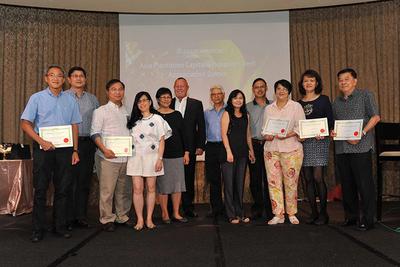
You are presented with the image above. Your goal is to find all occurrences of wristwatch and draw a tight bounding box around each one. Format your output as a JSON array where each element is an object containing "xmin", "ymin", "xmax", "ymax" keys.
[
  {"xmin": 73, "ymin": 149, "xmax": 79, "ymax": 153},
  {"xmin": 159, "ymin": 157, "xmax": 163, "ymax": 160}
]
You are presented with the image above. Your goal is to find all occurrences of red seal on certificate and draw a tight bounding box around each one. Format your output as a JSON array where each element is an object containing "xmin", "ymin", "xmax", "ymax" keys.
[
  {"xmin": 320, "ymin": 129, "xmax": 325, "ymax": 133},
  {"xmin": 353, "ymin": 131, "xmax": 359, "ymax": 136},
  {"xmin": 124, "ymin": 148, "xmax": 128, "ymax": 153},
  {"xmin": 280, "ymin": 129, "xmax": 285, "ymax": 134},
  {"xmin": 64, "ymin": 138, "xmax": 69, "ymax": 143}
]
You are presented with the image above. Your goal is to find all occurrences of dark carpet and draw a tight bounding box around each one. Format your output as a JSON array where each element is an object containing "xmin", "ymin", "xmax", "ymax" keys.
[{"xmin": 1, "ymin": 202, "xmax": 399, "ymax": 267}]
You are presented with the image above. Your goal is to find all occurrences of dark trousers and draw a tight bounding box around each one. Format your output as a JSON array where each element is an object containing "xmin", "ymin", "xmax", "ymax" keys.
[
  {"xmin": 67, "ymin": 138, "xmax": 96, "ymax": 222},
  {"xmin": 221, "ymin": 157, "xmax": 247, "ymax": 219},
  {"xmin": 336, "ymin": 151, "xmax": 376, "ymax": 226},
  {"xmin": 182, "ymin": 153, "xmax": 196, "ymax": 213},
  {"xmin": 32, "ymin": 143, "xmax": 73, "ymax": 232},
  {"xmin": 205, "ymin": 142, "xmax": 224, "ymax": 214},
  {"xmin": 248, "ymin": 140, "xmax": 273, "ymax": 218}
]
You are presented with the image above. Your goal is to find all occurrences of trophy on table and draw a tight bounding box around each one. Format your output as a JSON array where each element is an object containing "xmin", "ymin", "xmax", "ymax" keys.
[{"xmin": 0, "ymin": 143, "xmax": 12, "ymax": 160}]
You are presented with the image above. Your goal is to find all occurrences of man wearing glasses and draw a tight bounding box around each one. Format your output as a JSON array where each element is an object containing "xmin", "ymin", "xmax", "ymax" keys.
[
  {"xmin": 21, "ymin": 65, "xmax": 82, "ymax": 242},
  {"xmin": 204, "ymin": 85, "xmax": 225, "ymax": 219},
  {"xmin": 246, "ymin": 78, "xmax": 273, "ymax": 220},
  {"xmin": 65, "ymin": 66, "xmax": 99, "ymax": 230}
]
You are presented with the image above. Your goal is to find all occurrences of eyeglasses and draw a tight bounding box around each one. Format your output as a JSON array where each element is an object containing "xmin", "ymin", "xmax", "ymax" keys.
[
  {"xmin": 47, "ymin": 74, "xmax": 64, "ymax": 79},
  {"xmin": 109, "ymin": 88, "xmax": 124, "ymax": 92},
  {"xmin": 211, "ymin": 93, "xmax": 223, "ymax": 97},
  {"xmin": 138, "ymin": 99, "xmax": 150, "ymax": 103},
  {"xmin": 70, "ymin": 74, "xmax": 85, "ymax": 79},
  {"xmin": 159, "ymin": 96, "xmax": 172, "ymax": 100}
]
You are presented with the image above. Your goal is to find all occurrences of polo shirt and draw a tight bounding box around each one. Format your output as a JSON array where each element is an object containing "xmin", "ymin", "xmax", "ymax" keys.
[{"xmin": 21, "ymin": 87, "xmax": 82, "ymax": 132}]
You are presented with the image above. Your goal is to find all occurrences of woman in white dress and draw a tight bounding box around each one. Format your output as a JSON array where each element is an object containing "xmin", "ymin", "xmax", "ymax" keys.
[{"xmin": 127, "ymin": 91, "xmax": 171, "ymax": 230}]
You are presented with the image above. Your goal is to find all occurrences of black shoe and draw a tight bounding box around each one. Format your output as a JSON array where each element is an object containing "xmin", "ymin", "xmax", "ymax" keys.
[
  {"xmin": 66, "ymin": 223, "xmax": 73, "ymax": 231},
  {"xmin": 341, "ymin": 219, "xmax": 357, "ymax": 227},
  {"xmin": 102, "ymin": 222, "xmax": 116, "ymax": 232},
  {"xmin": 357, "ymin": 223, "xmax": 374, "ymax": 231},
  {"xmin": 115, "ymin": 220, "xmax": 134, "ymax": 227},
  {"xmin": 184, "ymin": 211, "xmax": 198, "ymax": 218},
  {"xmin": 306, "ymin": 216, "xmax": 318, "ymax": 225},
  {"xmin": 314, "ymin": 215, "xmax": 329, "ymax": 225},
  {"xmin": 172, "ymin": 217, "xmax": 188, "ymax": 223},
  {"xmin": 31, "ymin": 231, "xmax": 43, "ymax": 243},
  {"xmin": 75, "ymin": 219, "xmax": 90, "ymax": 228},
  {"xmin": 54, "ymin": 231, "xmax": 72, "ymax": 239},
  {"xmin": 250, "ymin": 211, "xmax": 262, "ymax": 220},
  {"xmin": 162, "ymin": 219, "xmax": 172, "ymax": 224}
]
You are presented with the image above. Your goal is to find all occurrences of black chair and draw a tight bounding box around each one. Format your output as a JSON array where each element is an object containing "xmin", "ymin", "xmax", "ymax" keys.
[{"xmin": 375, "ymin": 122, "xmax": 400, "ymax": 221}]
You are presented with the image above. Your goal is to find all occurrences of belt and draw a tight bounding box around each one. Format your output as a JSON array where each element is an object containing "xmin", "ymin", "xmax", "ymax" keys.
[
  {"xmin": 207, "ymin": 141, "xmax": 223, "ymax": 145},
  {"xmin": 79, "ymin": 136, "xmax": 91, "ymax": 141},
  {"xmin": 251, "ymin": 138, "xmax": 265, "ymax": 145}
]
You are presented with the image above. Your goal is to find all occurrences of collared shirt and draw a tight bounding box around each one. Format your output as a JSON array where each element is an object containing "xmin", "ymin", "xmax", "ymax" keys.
[
  {"xmin": 204, "ymin": 105, "xmax": 225, "ymax": 142},
  {"xmin": 247, "ymin": 98, "xmax": 270, "ymax": 140},
  {"xmin": 90, "ymin": 101, "xmax": 130, "ymax": 163},
  {"xmin": 65, "ymin": 89, "xmax": 99, "ymax": 136},
  {"xmin": 174, "ymin": 96, "xmax": 187, "ymax": 117},
  {"xmin": 262, "ymin": 99, "xmax": 305, "ymax": 153},
  {"xmin": 21, "ymin": 87, "xmax": 82, "ymax": 132},
  {"xmin": 332, "ymin": 89, "xmax": 379, "ymax": 154}
]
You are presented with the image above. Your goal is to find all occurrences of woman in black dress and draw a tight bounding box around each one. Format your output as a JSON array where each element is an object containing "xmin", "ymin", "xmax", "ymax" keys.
[
  {"xmin": 221, "ymin": 89, "xmax": 255, "ymax": 224},
  {"xmin": 298, "ymin": 69, "xmax": 333, "ymax": 225},
  {"xmin": 156, "ymin": 87, "xmax": 189, "ymax": 224}
]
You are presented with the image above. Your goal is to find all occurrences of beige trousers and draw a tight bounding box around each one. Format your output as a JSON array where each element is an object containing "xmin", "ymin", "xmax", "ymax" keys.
[{"xmin": 95, "ymin": 155, "xmax": 132, "ymax": 224}]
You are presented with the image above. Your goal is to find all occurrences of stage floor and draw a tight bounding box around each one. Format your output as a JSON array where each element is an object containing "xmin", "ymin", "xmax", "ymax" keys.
[{"xmin": 1, "ymin": 202, "xmax": 399, "ymax": 267}]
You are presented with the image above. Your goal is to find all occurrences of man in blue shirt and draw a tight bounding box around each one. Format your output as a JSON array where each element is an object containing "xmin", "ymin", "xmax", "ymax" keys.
[
  {"xmin": 204, "ymin": 85, "xmax": 225, "ymax": 218},
  {"xmin": 21, "ymin": 65, "xmax": 82, "ymax": 242}
]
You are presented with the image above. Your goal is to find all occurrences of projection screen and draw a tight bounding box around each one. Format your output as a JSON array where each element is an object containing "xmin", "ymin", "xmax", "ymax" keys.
[{"xmin": 119, "ymin": 12, "xmax": 290, "ymax": 112}]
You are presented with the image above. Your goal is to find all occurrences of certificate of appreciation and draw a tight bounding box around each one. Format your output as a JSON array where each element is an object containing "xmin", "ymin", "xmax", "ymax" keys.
[
  {"xmin": 103, "ymin": 136, "xmax": 132, "ymax": 157},
  {"xmin": 299, "ymin": 118, "xmax": 329, "ymax": 139},
  {"xmin": 333, "ymin": 119, "xmax": 363, "ymax": 140},
  {"xmin": 39, "ymin": 125, "xmax": 73, "ymax": 148},
  {"xmin": 262, "ymin": 119, "xmax": 290, "ymax": 137}
]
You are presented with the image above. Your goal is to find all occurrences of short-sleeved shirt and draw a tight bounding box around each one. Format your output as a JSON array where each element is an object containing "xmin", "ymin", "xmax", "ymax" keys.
[
  {"xmin": 247, "ymin": 99, "xmax": 270, "ymax": 140},
  {"xmin": 204, "ymin": 106, "xmax": 225, "ymax": 142},
  {"xmin": 21, "ymin": 87, "xmax": 82, "ymax": 132},
  {"xmin": 90, "ymin": 101, "xmax": 130, "ymax": 163},
  {"xmin": 332, "ymin": 89, "xmax": 379, "ymax": 154},
  {"xmin": 262, "ymin": 99, "xmax": 305, "ymax": 153},
  {"xmin": 65, "ymin": 89, "xmax": 99, "ymax": 137},
  {"xmin": 131, "ymin": 114, "xmax": 172, "ymax": 155}
]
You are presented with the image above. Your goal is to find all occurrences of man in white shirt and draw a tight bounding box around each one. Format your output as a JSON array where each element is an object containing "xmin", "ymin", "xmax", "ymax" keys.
[
  {"xmin": 171, "ymin": 77, "xmax": 206, "ymax": 217},
  {"xmin": 90, "ymin": 79, "xmax": 132, "ymax": 232}
]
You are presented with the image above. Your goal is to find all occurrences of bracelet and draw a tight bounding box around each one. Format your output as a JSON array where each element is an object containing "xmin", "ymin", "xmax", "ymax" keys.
[
  {"xmin": 159, "ymin": 157, "xmax": 163, "ymax": 160},
  {"xmin": 73, "ymin": 149, "xmax": 79, "ymax": 153}
]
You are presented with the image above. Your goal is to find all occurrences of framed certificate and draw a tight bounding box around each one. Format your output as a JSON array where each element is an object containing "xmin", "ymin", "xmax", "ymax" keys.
[
  {"xmin": 333, "ymin": 119, "xmax": 364, "ymax": 140},
  {"xmin": 39, "ymin": 125, "xmax": 73, "ymax": 148},
  {"xmin": 263, "ymin": 118, "xmax": 290, "ymax": 137},
  {"xmin": 103, "ymin": 136, "xmax": 132, "ymax": 157},
  {"xmin": 299, "ymin": 118, "xmax": 329, "ymax": 139}
]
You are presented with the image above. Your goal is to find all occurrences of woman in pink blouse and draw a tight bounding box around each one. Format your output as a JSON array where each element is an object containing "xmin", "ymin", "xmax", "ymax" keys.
[{"xmin": 261, "ymin": 79, "xmax": 305, "ymax": 225}]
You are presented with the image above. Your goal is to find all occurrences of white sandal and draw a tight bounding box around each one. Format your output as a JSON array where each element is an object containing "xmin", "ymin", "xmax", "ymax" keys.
[
  {"xmin": 268, "ymin": 216, "xmax": 285, "ymax": 225},
  {"xmin": 289, "ymin": 215, "xmax": 299, "ymax": 225}
]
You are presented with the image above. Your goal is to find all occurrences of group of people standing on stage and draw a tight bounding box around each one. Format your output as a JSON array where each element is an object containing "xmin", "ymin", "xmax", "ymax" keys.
[{"xmin": 21, "ymin": 64, "xmax": 380, "ymax": 243}]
